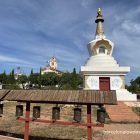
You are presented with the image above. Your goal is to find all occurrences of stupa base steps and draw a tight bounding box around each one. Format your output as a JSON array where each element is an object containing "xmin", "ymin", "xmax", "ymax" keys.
[{"xmin": 116, "ymin": 89, "xmax": 137, "ymax": 101}]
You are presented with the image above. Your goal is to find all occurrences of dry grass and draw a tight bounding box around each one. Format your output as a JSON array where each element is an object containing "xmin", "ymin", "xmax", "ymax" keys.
[
  {"xmin": 0, "ymin": 102, "xmax": 140, "ymax": 140},
  {"xmin": 0, "ymin": 102, "xmax": 98, "ymax": 140}
]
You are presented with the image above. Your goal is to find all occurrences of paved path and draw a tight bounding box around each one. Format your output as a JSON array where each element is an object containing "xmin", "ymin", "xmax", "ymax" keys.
[{"xmin": 0, "ymin": 135, "xmax": 23, "ymax": 140}]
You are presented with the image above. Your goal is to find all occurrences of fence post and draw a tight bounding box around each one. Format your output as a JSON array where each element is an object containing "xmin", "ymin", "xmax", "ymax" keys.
[
  {"xmin": 87, "ymin": 104, "xmax": 92, "ymax": 140},
  {"xmin": 24, "ymin": 102, "xmax": 30, "ymax": 140}
]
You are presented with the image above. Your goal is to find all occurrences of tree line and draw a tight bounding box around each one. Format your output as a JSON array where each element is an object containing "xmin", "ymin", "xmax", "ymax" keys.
[
  {"xmin": 0, "ymin": 68, "xmax": 83, "ymax": 90},
  {"xmin": 1, "ymin": 67, "xmax": 139, "ymax": 94}
]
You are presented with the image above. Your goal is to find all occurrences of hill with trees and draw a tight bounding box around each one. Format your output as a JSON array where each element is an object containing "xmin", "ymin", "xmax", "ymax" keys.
[{"xmin": 0, "ymin": 68, "xmax": 83, "ymax": 90}]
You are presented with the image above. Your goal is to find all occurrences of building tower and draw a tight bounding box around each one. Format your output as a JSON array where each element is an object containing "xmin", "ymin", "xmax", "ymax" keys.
[
  {"xmin": 41, "ymin": 56, "xmax": 62, "ymax": 75},
  {"xmin": 81, "ymin": 8, "xmax": 137, "ymax": 101},
  {"xmin": 49, "ymin": 56, "xmax": 58, "ymax": 70}
]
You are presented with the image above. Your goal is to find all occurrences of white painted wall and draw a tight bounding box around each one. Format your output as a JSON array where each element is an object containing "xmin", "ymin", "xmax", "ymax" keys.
[
  {"xmin": 86, "ymin": 76, "xmax": 123, "ymax": 90},
  {"xmin": 86, "ymin": 76, "xmax": 99, "ymax": 90},
  {"xmin": 110, "ymin": 76, "xmax": 122, "ymax": 90}
]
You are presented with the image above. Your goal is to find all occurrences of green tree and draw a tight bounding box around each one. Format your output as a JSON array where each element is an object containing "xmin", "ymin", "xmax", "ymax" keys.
[
  {"xmin": 59, "ymin": 69, "xmax": 83, "ymax": 90},
  {"xmin": 46, "ymin": 73, "xmax": 59, "ymax": 86},
  {"xmin": 41, "ymin": 74, "xmax": 48, "ymax": 86},
  {"xmin": 18, "ymin": 75, "xmax": 28, "ymax": 89},
  {"xmin": 128, "ymin": 79, "xmax": 138, "ymax": 93},
  {"xmin": 71, "ymin": 68, "xmax": 78, "ymax": 89},
  {"xmin": 7, "ymin": 69, "xmax": 16, "ymax": 84},
  {"xmin": 71, "ymin": 68, "xmax": 83, "ymax": 89},
  {"xmin": 28, "ymin": 69, "xmax": 40, "ymax": 88},
  {"xmin": 77, "ymin": 73, "xmax": 83, "ymax": 89},
  {"xmin": 38, "ymin": 67, "xmax": 42, "ymax": 89},
  {"xmin": 41, "ymin": 72, "xmax": 60, "ymax": 89},
  {"xmin": 59, "ymin": 72, "xmax": 72, "ymax": 89},
  {"xmin": 134, "ymin": 76, "xmax": 140, "ymax": 89},
  {"xmin": 0, "ymin": 71, "xmax": 7, "ymax": 84},
  {"xmin": 28, "ymin": 73, "xmax": 40, "ymax": 88},
  {"xmin": 30, "ymin": 69, "xmax": 33, "ymax": 75}
]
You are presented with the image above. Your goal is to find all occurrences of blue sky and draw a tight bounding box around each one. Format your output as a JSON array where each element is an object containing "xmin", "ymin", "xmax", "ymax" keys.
[{"xmin": 0, "ymin": 0, "xmax": 140, "ymax": 84}]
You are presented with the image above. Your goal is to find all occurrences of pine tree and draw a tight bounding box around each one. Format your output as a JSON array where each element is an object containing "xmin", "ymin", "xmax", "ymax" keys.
[
  {"xmin": 7, "ymin": 69, "xmax": 15, "ymax": 84},
  {"xmin": 71, "ymin": 68, "xmax": 78, "ymax": 89},
  {"xmin": 30, "ymin": 69, "xmax": 33, "ymax": 75},
  {"xmin": 38, "ymin": 67, "xmax": 42, "ymax": 89}
]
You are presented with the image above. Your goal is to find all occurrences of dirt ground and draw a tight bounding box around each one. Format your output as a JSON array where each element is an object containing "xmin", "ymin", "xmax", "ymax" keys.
[
  {"xmin": 94, "ymin": 123, "xmax": 140, "ymax": 140},
  {"xmin": 0, "ymin": 102, "xmax": 139, "ymax": 140}
]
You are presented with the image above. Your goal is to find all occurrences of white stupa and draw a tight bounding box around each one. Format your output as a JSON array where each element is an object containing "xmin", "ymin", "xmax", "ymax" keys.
[{"xmin": 81, "ymin": 8, "xmax": 137, "ymax": 101}]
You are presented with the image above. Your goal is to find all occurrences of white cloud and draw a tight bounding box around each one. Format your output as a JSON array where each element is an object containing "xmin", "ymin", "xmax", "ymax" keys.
[
  {"xmin": 0, "ymin": 0, "xmax": 140, "ymax": 83},
  {"xmin": 0, "ymin": 54, "xmax": 33, "ymax": 66},
  {"xmin": 121, "ymin": 20, "xmax": 140, "ymax": 35}
]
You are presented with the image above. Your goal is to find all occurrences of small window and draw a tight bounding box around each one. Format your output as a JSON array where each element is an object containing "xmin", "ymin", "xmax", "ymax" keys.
[{"xmin": 99, "ymin": 46, "xmax": 105, "ymax": 54}]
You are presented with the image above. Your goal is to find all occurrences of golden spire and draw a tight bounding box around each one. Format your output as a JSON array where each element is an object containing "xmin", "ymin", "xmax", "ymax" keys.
[
  {"xmin": 97, "ymin": 8, "xmax": 102, "ymax": 16},
  {"xmin": 95, "ymin": 8, "xmax": 105, "ymax": 38}
]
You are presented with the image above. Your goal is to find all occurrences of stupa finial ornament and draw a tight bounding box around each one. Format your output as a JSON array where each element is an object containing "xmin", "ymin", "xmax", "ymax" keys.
[
  {"xmin": 95, "ymin": 8, "xmax": 105, "ymax": 39},
  {"xmin": 97, "ymin": 8, "xmax": 102, "ymax": 16}
]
